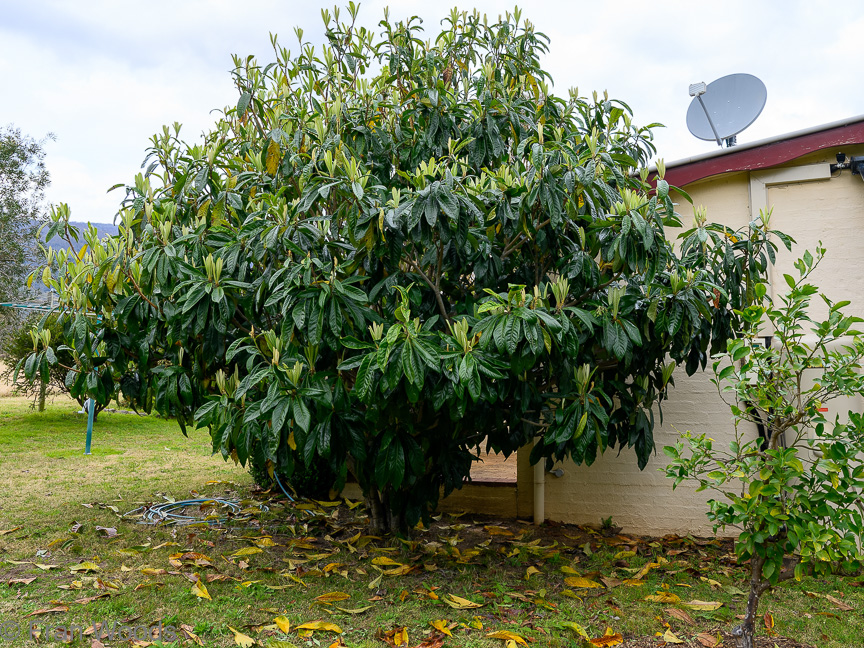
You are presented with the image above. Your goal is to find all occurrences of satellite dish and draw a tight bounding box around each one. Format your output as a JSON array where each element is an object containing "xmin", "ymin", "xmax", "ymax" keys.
[{"xmin": 686, "ymin": 73, "xmax": 767, "ymax": 147}]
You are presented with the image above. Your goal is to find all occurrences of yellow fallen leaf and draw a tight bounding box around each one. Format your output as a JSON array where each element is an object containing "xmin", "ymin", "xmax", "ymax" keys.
[
  {"xmin": 614, "ymin": 550, "xmax": 636, "ymax": 560},
  {"xmin": 315, "ymin": 591, "xmax": 351, "ymax": 603},
  {"xmin": 645, "ymin": 592, "xmax": 680, "ymax": 603},
  {"xmin": 662, "ymin": 629, "xmax": 684, "ymax": 644},
  {"xmin": 227, "ymin": 626, "xmax": 255, "ymax": 647},
  {"xmin": 700, "ymin": 577, "xmax": 723, "ymax": 589},
  {"xmin": 296, "ymin": 620, "xmax": 343, "ymax": 633},
  {"xmin": 525, "ymin": 566, "xmax": 541, "ymax": 580},
  {"xmin": 560, "ymin": 621, "xmax": 589, "ymax": 639},
  {"xmin": 560, "ymin": 565, "xmax": 580, "ymax": 575},
  {"xmin": 469, "ymin": 616, "xmax": 483, "ymax": 629},
  {"xmin": 70, "ymin": 562, "xmax": 101, "ymax": 573},
  {"xmin": 590, "ymin": 627, "xmax": 624, "ymax": 647},
  {"xmin": 368, "ymin": 573, "xmax": 383, "ymax": 589},
  {"xmin": 431, "ymin": 620, "xmax": 453, "ymax": 637},
  {"xmin": 274, "ymin": 616, "xmax": 291, "ymax": 633},
  {"xmin": 564, "ymin": 576, "xmax": 603, "ymax": 589},
  {"xmin": 191, "ymin": 581, "xmax": 211, "ymax": 600},
  {"xmin": 634, "ymin": 561, "xmax": 660, "ymax": 579},
  {"xmin": 0, "ymin": 527, "xmax": 22, "ymax": 535},
  {"xmin": 393, "ymin": 626, "xmax": 408, "ymax": 646},
  {"xmin": 444, "ymin": 594, "xmax": 484, "ymax": 609},
  {"xmin": 681, "ymin": 599, "xmax": 723, "ymax": 611},
  {"xmin": 232, "ymin": 547, "xmax": 263, "ymax": 557},
  {"xmin": 487, "ymin": 630, "xmax": 528, "ymax": 645},
  {"xmin": 334, "ymin": 605, "xmax": 374, "ymax": 614},
  {"xmin": 371, "ymin": 556, "xmax": 404, "ymax": 566},
  {"xmin": 34, "ymin": 564, "xmax": 59, "ymax": 570}
]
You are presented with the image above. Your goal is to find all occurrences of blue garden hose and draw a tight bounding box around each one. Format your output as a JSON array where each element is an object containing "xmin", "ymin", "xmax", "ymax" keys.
[{"xmin": 273, "ymin": 471, "xmax": 295, "ymax": 502}]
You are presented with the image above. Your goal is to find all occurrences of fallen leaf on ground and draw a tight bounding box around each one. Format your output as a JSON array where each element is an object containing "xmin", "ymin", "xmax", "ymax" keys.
[
  {"xmin": 0, "ymin": 527, "xmax": 22, "ymax": 535},
  {"xmin": 564, "ymin": 576, "xmax": 603, "ymax": 589},
  {"xmin": 486, "ymin": 630, "xmax": 528, "ymax": 645},
  {"xmin": 681, "ymin": 600, "xmax": 722, "ymax": 611},
  {"xmin": 296, "ymin": 621, "xmax": 342, "ymax": 633},
  {"xmin": 589, "ymin": 627, "xmax": 624, "ymax": 647},
  {"xmin": 695, "ymin": 632, "xmax": 720, "ymax": 647},
  {"xmin": 661, "ymin": 629, "xmax": 684, "ymax": 644},
  {"xmin": 664, "ymin": 608, "xmax": 695, "ymax": 625},
  {"xmin": 430, "ymin": 620, "xmax": 453, "ymax": 637},
  {"xmin": 70, "ymin": 561, "xmax": 101, "ymax": 573},
  {"xmin": 314, "ymin": 591, "xmax": 351, "ymax": 603},
  {"xmin": 232, "ymin": 547, "xmax": 263, "ymax": 557},
  {"xmin": 274, "ymin": 616, "xmax": 291, "ymax": 633},
  {"xmin": 378, "ymin": 626, "xmax": 409, "ymax": 646},
  {"xmin": 645, "ymin": 592, "xmax": 680, "ymax": 603},
  {"xmin": 559, "ymin": 621, "xmax": 589, "ymax": 639},
  {"xmin": 8, "ymin": 577, "xmax": 37, "ymax": 585},
  {"xmin": 764, "ymin": 612, "xmax": 774, "ymax": 632},
  {"xmin": 825, "ymin": 594, "xmax": 854, "ymax": 611},
  {"xmin": 227, "ymin": 626, "xmax": 256, "ymax": 647},
  {"xmin": 443, "ymin": 594, "xmax": 483, "ymax": 609},
  {"xmin": 191, "ymin": 581, "xmax": 211, "ymax": 600},
  {"xmin": 26, "ymin": 606, "xmax": 69, "ymax": 616},
  {"xmin": 334, "ymin": 605, "xmax": 374, "ymax": 614}
]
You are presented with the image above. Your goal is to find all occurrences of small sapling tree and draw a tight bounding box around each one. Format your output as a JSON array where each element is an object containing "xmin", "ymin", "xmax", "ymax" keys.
[{"xmin": 664, "ymin": 244, "xmax": 864, "ymax": 648}]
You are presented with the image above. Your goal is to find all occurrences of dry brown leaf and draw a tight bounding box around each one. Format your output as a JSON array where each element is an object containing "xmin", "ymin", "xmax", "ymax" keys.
[
  {"xmin": 826, "ymin": 594, "xmax": 854, "ymax": 611},
  {"xmin": 0, "ymin": 527, "xmax": 22, "ymax": 535},
  {"xmin": 695, "ymin": 632, "xmax": 720, "ymax": 647},
  {"xmin": 8, "ymin": 577, "xmax": 37, "ymax": 585},
  {"xmin": 26, "ymin": 606, "xmax": 69, "ymax": 616},
  {"xmin": 664, "ymin": 608, "xmax": 695, "ymax": 625}
]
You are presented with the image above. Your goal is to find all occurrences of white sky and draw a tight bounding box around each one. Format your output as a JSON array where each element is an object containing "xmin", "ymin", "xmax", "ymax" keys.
[{"xmin": 3, "ymin": 0, "xmax": 863, "ymax": 224}]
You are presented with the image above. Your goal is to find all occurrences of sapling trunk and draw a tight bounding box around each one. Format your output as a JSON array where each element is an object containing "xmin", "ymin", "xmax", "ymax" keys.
[{"xmin": 732, "ymin": 553, "xmax": 767, "ymax": 648}]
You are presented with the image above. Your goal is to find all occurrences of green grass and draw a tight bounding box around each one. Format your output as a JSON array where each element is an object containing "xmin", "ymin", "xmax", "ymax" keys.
[{"xmin": 0, "ymin": 395, "xmax": 862, "ymax": 647}]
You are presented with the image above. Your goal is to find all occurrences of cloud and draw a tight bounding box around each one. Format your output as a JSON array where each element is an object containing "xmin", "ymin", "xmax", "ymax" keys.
[{"xmin": 3, "ymin": 1, "xmax": 863, "ymax": 222}]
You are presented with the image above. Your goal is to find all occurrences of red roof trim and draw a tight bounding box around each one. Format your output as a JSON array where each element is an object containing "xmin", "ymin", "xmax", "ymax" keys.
[{"xmin": 662, "ymin": 122, "xmax": 864, "ymax": 187}]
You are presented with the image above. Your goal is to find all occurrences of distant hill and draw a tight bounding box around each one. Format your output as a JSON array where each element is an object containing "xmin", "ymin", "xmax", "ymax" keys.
[{"xmin": 45, "ymin": 221, "xmax": 118, "ymax": 252}]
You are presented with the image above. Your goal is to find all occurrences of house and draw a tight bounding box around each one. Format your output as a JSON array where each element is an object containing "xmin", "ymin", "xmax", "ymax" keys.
[{"xmin": 437, "ymin": 115, "xmax": 864, "ymax": 536}]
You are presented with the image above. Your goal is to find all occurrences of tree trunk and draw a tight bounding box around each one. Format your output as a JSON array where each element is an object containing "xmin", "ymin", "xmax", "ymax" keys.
[
  {"xmin": 38, "ymin": 379, "xmax": 46, "ymax": 412},
  {"xmin": 363, "ymin": 487, "xmax": 406, "ymax": 535},
  {"xmin": 732, "ymin": 555, "xmax": 767, "ymax": 648}
]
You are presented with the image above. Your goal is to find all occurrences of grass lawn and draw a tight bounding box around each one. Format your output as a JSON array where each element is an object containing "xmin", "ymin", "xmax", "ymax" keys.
[{"xmin": 0, "ymin": 396, "xmax": 862, "ymax": 648}]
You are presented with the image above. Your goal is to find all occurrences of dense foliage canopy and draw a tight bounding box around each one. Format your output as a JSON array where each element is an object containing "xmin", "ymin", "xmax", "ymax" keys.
[{"xmin": 24, "ymin": 6, "xmax": 786, "ymax": 530}]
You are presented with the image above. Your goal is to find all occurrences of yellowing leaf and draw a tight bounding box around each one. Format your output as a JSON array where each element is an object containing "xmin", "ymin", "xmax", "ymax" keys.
[
  {"xmin": 315, "ymin": 591, "xmax": 351, "ymax": 603},
  {"xmin": 487, "ymin": 630, "xmax": 528, "ymax": 645},
  {"xmin": 525, "ymin": 566, "xmax": 541, "ymax": 580},
  {"xmin": 589, "ymin": 628, "xmax": 624, "ymax": 647},
  {"xmin": 613, "ymin": 550, "xmax": 636, "ymax": 560},
  {"xmin": 228, "ymin": 626, "xmax": 256, "ymax": 647},
  {"xmin": 334, "ymin": 605, "xmax": 374, "ymax": 615},
  {"xmin": 274, "ymin": 616, "xmax": 291, "ymax": 633},
  {"xmin": 232, "ymin": 547, "xmax": 263, "ymax": 557},
  {"xmin": 645, "ymin": 591, "xmax": 680, "ymax": 603},
  {"xmin": 662, "ymin": 629, "xmax": 684, "ymax": 644},
  {"xmin": 69, "ymin": 561, "xmax": 101, "ymax": 573},
  {"xmin": 191, "ymin": 581, "xmax": 212, "ymax": 600},
  {"xmin": 560, "ymin": 566, "xmax": 580, "ymax": 575},
  {"xmin": 564, "ymin": 576, "xmax": 603, "ymax": 589},
  {"xmin": 393, "ymin": 626, "xmax": 409, "ymax": 646},
  {"xmin": 296, "ymin": 621, "xmax": 343, "ymax": 634},
  {"xmin": 431, "ymin": 620, "xmax": 453, "ymax": 637},
  {"xmin": 444, "ymin": 594, "xmax": 483, "ymax": 609},
  {"xmin": 681, "ymin": 599, "xmax": 722, "ymax": 611},
  {"xmin": 371, "ymin": 556, "xmax": 403, "ymax": 566},
  {"xmin": 560, "ymin": 621, "xmax": 589, "ymax": 639}
]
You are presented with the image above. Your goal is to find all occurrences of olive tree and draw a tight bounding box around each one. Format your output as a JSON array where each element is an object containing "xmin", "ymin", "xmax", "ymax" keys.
[
  {"xmin": 24, "ymin": 5, "xmax": 783, "ymax": 532},
  {"xmin": 665, "ymin": 245, "xmax": 864, "ymax": 648}
]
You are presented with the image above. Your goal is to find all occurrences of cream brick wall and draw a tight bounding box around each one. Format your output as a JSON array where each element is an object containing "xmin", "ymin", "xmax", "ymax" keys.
[{"xmin": 525, "ymin": 147, "xmax": 864, "ymax": 536}]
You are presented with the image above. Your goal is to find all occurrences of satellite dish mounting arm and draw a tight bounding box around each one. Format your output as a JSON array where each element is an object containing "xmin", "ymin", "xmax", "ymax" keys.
[{"xmin": 689, "ymin": 82, "xmax": 723, "ymax": 147}]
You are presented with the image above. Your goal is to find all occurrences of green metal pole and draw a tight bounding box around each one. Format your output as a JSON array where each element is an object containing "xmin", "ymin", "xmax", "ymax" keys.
[{"xmin": 85, "ymin": 399, "xmax": 94, "ymax": 455}]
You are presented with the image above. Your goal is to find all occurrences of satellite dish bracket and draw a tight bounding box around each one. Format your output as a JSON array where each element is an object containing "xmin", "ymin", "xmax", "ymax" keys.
[{"xmin": 695, "ymin": 94, "xmax": 723, "ymax": 147}]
